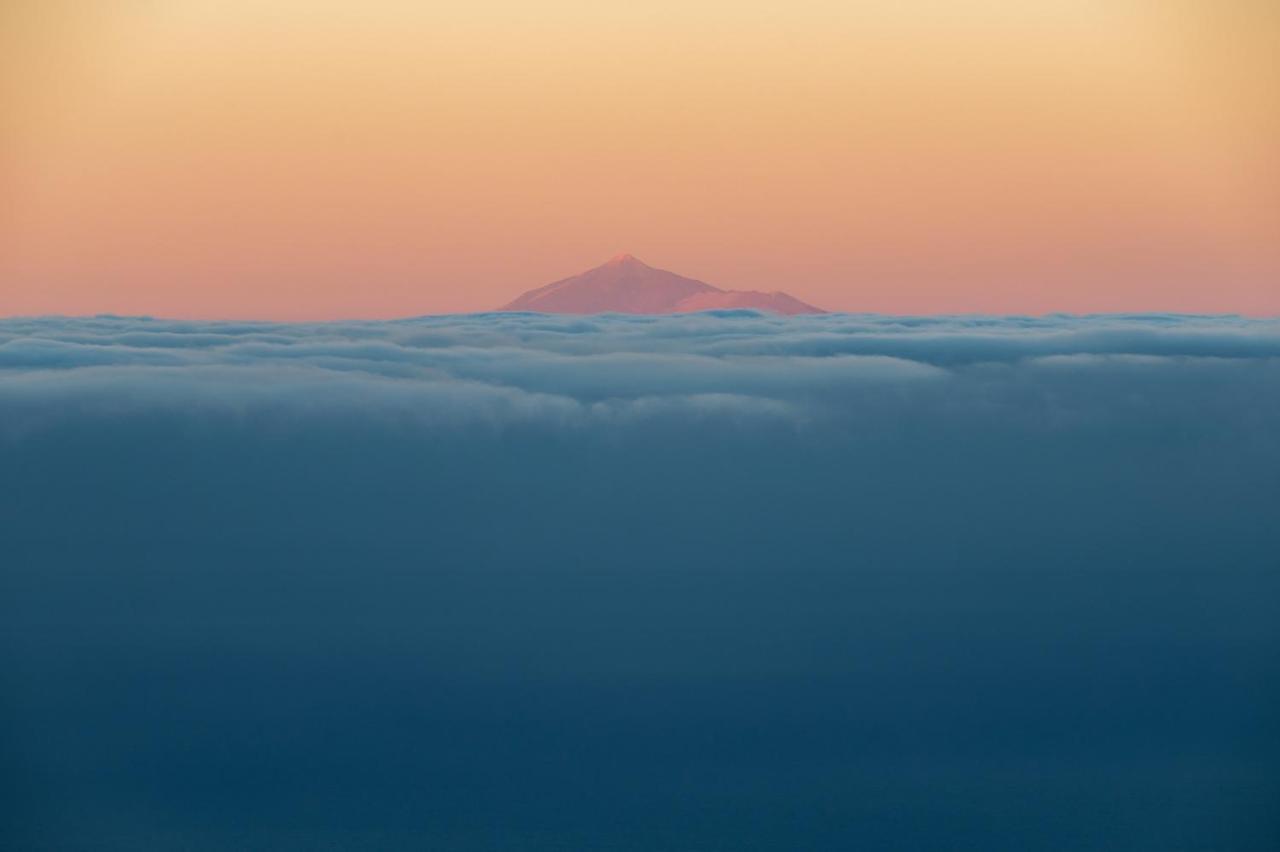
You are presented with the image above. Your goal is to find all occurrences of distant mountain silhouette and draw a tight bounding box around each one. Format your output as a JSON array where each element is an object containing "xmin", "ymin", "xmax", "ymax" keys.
[
  {"xmin": 672, "ymin": 289, "xmax": 823, "ymax": 314},
  {"xmin": 499, "ymin": 254, "xmax": 823, "ymax": 315}
]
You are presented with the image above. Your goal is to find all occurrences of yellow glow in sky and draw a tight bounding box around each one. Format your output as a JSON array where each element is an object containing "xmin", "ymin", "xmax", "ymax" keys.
[{"xmin": 3, "ymin": 1, "xmax": 1278, "ymax": 317}]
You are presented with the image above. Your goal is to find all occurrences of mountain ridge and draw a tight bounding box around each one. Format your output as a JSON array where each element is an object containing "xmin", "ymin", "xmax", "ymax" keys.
[{"xmin": 499, "ymin": 255, "xmax": 823, "ymax": 315}]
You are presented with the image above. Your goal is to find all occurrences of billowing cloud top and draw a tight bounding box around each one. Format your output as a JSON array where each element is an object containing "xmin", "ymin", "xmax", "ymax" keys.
[{"xmin": 3, "ymin": 311, "xmax": 1278, "ymax": 437}]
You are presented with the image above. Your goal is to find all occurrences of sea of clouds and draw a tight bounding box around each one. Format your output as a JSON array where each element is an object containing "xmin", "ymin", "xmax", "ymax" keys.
[
  {"xmin": 2, "ymin": 310, "xmax": 1279, "ymax": 433},
  {"xmin": 2, "ymin": 311, "xmax": 1279, "ymax": 851}
]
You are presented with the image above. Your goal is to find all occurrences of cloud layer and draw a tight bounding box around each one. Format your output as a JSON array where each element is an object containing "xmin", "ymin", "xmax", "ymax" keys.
[
  {"xmin": 2, "ymin": 311, "xmax": 1279, "ymax": 852},
  {"xmin": 2, "ymin": 311, "xmax": 1278, "ymax": 432}
]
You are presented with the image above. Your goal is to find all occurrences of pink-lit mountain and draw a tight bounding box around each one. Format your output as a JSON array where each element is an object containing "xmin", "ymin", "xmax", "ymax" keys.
[{"xmin": 499, "ymin": 254, "xmax": 824, "ymax": 315}]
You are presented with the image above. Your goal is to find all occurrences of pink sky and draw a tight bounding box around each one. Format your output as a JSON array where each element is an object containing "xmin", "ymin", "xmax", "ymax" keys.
[{"xmin": 3, "ymin": 1, "xmax": 1278, "ymax": 318}]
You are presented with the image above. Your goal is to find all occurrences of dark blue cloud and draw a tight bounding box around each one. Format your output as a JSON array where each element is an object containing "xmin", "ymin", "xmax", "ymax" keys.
[{"xmin": 2, "ymin": 313, "xmax": 1278, "ymax": 851}]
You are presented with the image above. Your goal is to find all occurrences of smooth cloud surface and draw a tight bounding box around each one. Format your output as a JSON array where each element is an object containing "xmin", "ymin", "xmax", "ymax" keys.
[{"xmin": 2, "ymin": 312, "xmax": 1279, "ymax": 852}]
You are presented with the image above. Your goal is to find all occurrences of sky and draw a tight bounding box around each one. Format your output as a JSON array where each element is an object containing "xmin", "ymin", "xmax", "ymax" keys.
[
  {"xmin": 3, "ymin": 1, "xmax": 1278, "ymax": 318},
  {"xmin": 3, "ymin": 311, "xmax": 1279, "ymax": 849}
]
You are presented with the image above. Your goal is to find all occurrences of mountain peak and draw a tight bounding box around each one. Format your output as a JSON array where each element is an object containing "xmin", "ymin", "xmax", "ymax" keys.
[{"xmin": 499, "ymin": 257, "xmax": 824, "ymax": 315}]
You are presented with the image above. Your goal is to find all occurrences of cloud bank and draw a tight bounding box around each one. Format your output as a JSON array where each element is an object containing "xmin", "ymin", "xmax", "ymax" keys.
[
  {"xmin": 2, "ymin": 311, "xmax": 1278, "ymax": 432},
  {"xmin": 2, "ymin": 312, "xmax": 1278, "ymax": 852}
]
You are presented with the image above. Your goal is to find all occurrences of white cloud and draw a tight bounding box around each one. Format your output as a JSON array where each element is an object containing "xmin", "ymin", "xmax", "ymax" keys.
[{"xmin": 0, "ymin": 312, "xmax": 1277, "ymax": 439}]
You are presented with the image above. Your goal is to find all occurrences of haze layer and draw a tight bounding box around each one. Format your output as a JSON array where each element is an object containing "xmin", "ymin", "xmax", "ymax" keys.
[{"xmin": 4, "ymin": 1, "xmax": 1279, "ymax": 317}]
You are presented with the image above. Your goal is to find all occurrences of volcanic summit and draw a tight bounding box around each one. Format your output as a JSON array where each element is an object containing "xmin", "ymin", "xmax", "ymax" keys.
[{"xmin": 500, "ymin": 255, "xmax": 823, "ymax": 315}]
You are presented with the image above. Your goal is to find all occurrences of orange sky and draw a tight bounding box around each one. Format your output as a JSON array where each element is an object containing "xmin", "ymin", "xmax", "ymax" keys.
[{"xmin": 3, "ymin": 1, "xmax": 1278, "ymax": 318}]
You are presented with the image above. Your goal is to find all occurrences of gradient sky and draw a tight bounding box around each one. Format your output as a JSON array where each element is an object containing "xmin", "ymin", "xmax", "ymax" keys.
[{"xmin": 3, "ymin": 1, "xmax": 1278, "ymax": 318}]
